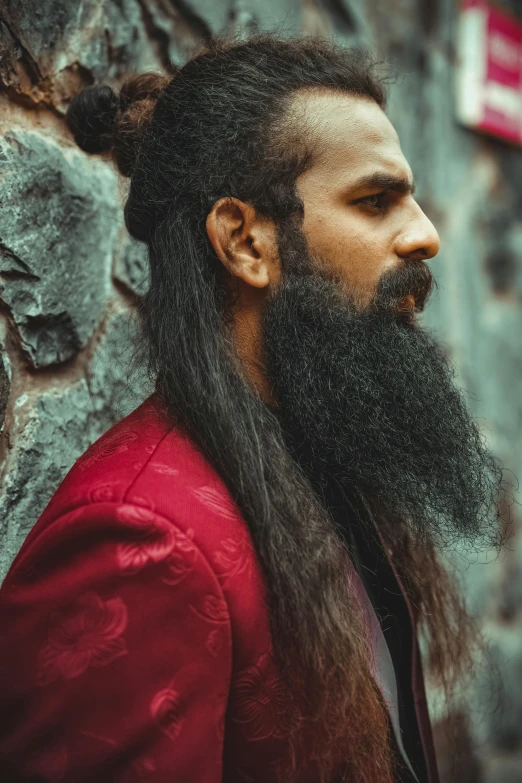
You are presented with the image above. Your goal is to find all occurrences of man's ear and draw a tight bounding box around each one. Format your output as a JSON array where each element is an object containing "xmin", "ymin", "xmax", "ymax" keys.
[{"xmin": 205, "ymin": 197, "xmax": 280, "ymax": 289}]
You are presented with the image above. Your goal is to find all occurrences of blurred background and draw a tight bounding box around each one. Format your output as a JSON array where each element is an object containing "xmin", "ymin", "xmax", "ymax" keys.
[{"xmin": 1, "ymin": 0, "xmax": 522, "ymax": 780}]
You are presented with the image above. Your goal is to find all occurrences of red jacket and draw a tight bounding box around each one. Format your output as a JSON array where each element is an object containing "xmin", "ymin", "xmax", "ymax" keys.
[{"xmin": 0, "ymin": 392, "xmax": 439, "ymax": 782}]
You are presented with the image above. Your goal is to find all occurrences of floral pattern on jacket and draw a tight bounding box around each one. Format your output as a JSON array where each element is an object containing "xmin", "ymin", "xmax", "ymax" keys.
[
  {"xmin": 0, "ymin": 393, "xmax": 438, "ymax": 783},
  {"xmin": 36, "ymin": 591, "xmax": 128, "ymax": 686}
]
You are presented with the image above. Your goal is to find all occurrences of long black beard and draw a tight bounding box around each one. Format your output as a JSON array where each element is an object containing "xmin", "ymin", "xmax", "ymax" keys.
[{"xmin": 261, "ymin": 222, "xmax": 507, "ymax": 553}]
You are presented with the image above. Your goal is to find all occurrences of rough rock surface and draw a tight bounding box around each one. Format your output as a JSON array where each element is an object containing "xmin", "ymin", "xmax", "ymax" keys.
[
  {"xmin": 113, "ymin": 229, "xmax": 151, "ymax": 298},
  {"xmin": 0, "ymin": 0, "xmax": 161, "ymax": 111},
  {"xmin": 0, "ymin": 333, "xmax": 10, "ymax": 435},
  {"xmin": 0, "ymin": 128, "xmax": 118, "ymax": 367},
  {"xmin": 0, "ymin": 304, "xmax": 153, "ymax": 581}
]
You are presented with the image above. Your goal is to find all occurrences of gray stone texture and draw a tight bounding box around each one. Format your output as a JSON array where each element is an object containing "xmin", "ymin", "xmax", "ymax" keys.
[
  {"xmin": 0, "ymin": 0, "xmax": 161, "ymax": 111},
  {"xmin": 0, "ymin": 350, "xmax": 9, "ymax": 434},
  {"xmin": 1, "ymin": 0, "xmax": 522, "ymax": 780},
  {"xmin": 0, "ymin": 128, "xmax": 117, "ymax": 366},
  {"xmin": 113, "ymin": 228, "xmax": 151, "ymax": 298},
  {"xmin": 0, "ymin": 305, "xmax": 154, "ymax": 581}
]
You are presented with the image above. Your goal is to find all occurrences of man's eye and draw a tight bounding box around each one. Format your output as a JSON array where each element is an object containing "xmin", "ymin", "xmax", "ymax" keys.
[{"xmin": 357, "ymin": 192, "xmax": 387, "ymax": 210}]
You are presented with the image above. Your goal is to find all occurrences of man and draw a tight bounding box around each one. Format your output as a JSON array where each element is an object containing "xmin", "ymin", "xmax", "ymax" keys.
[{"xmin": 0, "ymin": 36, "xmax": 507, "ymax": 783}]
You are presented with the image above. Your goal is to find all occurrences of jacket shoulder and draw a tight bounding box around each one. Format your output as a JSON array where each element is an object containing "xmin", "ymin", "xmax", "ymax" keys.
[
  {"xmin": 19, "ymin": 393, "xmax": 257, "ymax": 587},
  {"xmin": 6, "ymin": 393, "xmax": 271, "ymax": 677}
]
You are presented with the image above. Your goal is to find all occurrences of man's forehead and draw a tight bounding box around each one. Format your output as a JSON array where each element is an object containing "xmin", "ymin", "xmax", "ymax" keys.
[{"xmin": 292, "ymin": 89, "xmax": 412, "ymax": 186}]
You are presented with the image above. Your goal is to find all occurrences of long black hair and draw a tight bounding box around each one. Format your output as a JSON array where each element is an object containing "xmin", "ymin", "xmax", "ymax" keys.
[{"xmin": 67, "ymin": 35, "xmax": 487, "ymax": 782}]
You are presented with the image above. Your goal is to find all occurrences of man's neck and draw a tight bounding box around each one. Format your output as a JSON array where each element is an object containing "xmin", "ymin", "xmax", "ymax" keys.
[{"xmin": 229, "ymin": 287, "xmax": 279, "ymax": 408}]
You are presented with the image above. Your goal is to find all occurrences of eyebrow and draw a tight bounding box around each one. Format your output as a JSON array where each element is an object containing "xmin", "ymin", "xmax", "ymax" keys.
[{"xmin": 350, "ymin": 171, "xmax": 416, "ymax": 196}]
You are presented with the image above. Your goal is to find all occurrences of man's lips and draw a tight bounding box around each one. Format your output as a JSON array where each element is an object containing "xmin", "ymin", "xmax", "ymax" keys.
[
  {"xmin": 397, "ymin": 294, "xmax": 416, "ymax": 312},
  {"xmin": 371, "ymin": 263, "xmax": 433, "ymax": 316}
]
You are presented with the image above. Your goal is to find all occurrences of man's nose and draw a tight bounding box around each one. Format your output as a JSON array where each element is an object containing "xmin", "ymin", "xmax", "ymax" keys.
[{"xmin": 395, "ymin": 205, "xmax": 440, "ymax": 262}]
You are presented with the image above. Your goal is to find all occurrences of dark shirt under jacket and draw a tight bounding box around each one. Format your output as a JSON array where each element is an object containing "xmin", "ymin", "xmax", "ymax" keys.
[{"xmin": 326, "ymin": 491, "xmax": 429, "ymax": 783}]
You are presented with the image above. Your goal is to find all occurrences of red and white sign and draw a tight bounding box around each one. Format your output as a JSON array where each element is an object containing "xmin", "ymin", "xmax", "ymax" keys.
[{"xmin": 456, "ymin": 0, "xmax": 522, "ymax": 145}]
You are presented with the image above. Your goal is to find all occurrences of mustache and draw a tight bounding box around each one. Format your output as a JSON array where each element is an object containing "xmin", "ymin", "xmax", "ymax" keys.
[{"xmin": 371, "ymin": 261, "xmax": 436, "ymax": 315}]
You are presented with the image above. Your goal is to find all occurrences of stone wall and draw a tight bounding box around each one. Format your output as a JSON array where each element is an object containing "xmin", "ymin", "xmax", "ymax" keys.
[{"xmin": 1, "ymin": 1, "xmax": 522, "ymax": 780}]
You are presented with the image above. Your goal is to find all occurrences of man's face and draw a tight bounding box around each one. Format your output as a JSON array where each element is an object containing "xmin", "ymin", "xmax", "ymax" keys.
[
  {"xmin": 292, "ymin": 92, "xmax": 440, "ymax": 312},
  {"xmin": 258, "ymin": 95, "xmax": 503, "ymax": 551}
]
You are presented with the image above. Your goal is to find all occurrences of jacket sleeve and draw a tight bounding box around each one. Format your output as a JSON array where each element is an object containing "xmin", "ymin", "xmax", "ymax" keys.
[{"xmin": 0, "ymin": 501, "xmax": 232, "ymax": 783}]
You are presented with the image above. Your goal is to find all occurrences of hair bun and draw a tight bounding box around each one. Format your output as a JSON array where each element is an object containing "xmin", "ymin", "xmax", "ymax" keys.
[
  {"xmin": 66, "ymin": 85, "xmax": 120, "ymax": 155},
  {"xmin": 66, "ymin": 73, "xmax": 172, "ymax": 178},
  {"xmin": 119, "ymin": 72, "xmax": 171, "ymax": 106}
]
